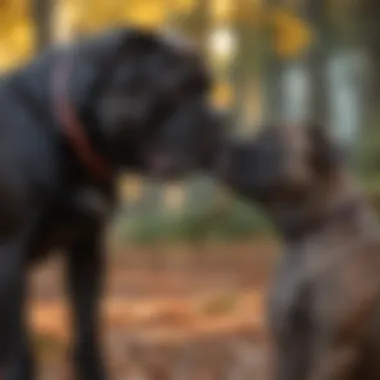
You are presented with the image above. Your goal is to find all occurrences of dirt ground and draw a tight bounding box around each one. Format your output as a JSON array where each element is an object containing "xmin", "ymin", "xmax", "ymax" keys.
[{"xmin": 30, "ymin": 240, "xmax": 278, "ymax": 380}]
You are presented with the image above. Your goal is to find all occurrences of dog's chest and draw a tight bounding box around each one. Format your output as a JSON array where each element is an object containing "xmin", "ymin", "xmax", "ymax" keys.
[
  {"xmin": 30, "ymin": 188, "xmax": 114, "ymax": 260},
  {"xmin": 268, "ymin": 251, "xmax": 315, "ymax": 338}
]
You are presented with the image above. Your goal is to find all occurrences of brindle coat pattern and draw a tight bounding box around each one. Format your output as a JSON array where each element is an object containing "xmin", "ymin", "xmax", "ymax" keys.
[{"xmin": 223, "ymin": 125, "xmax": 380, "ymax": 380}]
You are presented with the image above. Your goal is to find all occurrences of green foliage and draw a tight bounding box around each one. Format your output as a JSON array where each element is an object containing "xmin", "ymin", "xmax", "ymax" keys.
[
  {"xmin": 118, "ymin": 199, "xmax": 273, "ymax": 245},
  {"xmin": 354, "ymin": 116, "xmax": 380, "ymax": 180},
  {"xmin": 116, "ymin": 183, "xmax": 380, "ymax": 247}
]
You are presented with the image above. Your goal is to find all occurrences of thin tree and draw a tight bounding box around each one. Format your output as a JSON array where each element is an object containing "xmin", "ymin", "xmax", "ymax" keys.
[
  {"xmin": 361, "ymin": 0, "xmax": 380, "ymax": 117},
  {"xmin": 261, "ymin": 0, "xmax": 284, "ymax": 125},
  {"xmin": 32, "ymin": 0, "xmax": 52, "ymax": 52},
  {"xmin": 302, "ymin": 0, "xmax": 330, "ymax": 125}
]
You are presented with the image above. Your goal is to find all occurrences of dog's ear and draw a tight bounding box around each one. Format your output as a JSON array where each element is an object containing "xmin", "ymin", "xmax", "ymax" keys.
[
  {"xmin": 118, "ymin": 28, "xmax": 160, "ymax": 56},
  {"xmin": 307, "ymin": 123, "xmax": 343, "ymax": 176},
  {"xmin": 68, "ymin": 28, "xmax": 160, "ymax": 110}
]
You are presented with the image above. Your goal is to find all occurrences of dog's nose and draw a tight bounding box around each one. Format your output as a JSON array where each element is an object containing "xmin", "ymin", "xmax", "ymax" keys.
[
  {"xmin": 208, "ymin": 144, "xmax": 233, "ymax": 183},
  {"xmin": 147, "ymin": 151, "xmax": 191, "ymax": 179},
  {"xmin": 150, "ymin": 153, "xmax": 173, "ymax": 174},
  {"xmin": 212, "ymin": 152, "xmax": 229, "ymax": 178}
]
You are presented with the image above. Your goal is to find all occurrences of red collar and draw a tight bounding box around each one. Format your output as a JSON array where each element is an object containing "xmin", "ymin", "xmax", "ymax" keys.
[{"xmin": 52, "ymin": 59, "xmax": 111, "ymax": 181}]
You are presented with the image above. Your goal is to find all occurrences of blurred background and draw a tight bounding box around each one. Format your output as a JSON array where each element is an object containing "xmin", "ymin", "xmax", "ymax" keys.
[
  {"xmin": 2, "ymin": 0, "xmax": 380, "ymax": 379},
  {"xmin": 2, "ymin": 0, "xmax": 379, "ymax": 244}
]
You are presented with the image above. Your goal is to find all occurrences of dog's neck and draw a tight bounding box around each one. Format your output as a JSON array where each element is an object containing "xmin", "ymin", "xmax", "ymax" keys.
[
  {"xmin": 7, "ymin": 52, "xmax": 118, "ymax": 184},
  {"xmin": 271, "ymin": 170, "xmax": 373, "ymax": 244}
]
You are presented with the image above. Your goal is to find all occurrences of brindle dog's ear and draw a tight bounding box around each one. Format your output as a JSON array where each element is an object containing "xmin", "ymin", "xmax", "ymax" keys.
[{"xmin": 307, "ymin": 123, "xmax": 343, "ymax": 176}]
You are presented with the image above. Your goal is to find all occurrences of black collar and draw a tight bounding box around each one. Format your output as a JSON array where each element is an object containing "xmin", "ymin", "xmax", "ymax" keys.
[{"xmin": 282, "ymin": 198, "xmax": 362, "ymax": 244}]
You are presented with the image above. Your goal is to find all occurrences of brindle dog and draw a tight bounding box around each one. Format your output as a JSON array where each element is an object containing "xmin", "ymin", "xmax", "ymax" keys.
[{"xmin": 222, "ymin": 124, "xmax": 380, "ymax": 380}]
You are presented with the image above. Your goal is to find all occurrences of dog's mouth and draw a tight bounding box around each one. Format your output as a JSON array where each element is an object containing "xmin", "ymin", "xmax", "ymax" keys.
[
  {"xmin": 145, "ymin": 149, "xmax": 225, "ymax": 180},
  {"xmin": 213, "ymin": 147, "xmax": 231, "ymax": 178},
  {"xmin": 143, "ymin": 150, "xmax": 191, "ymax": 180}
]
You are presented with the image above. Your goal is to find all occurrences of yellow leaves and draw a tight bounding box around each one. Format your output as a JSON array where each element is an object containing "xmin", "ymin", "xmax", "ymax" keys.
[
  {"xmin": 74, "ymin": 0, "xmax": 123, "ymax": 33},
  {"xmin": 212, "ymin": 82, "xmax": 233, "ymax": 108},
  {"xmin": 13, "ymin": 21, "xmax": 34, "ymax": 50},
  {"xmin": 75, "ymin": 0, "xmax": 188, "ymax": 33},
  {"xmin": 171, "ymin": 0, "xmax": 197, "ymax": 15},
  {"xmin": 270, "ymin": 8, "xmax": 313, "ymax": 58},
  {"xmin": 0, "ymin": 0, "xmax": 314, "ymax": 72},
  {"xmin": 0, "ymin": 20, "xmax": 34, "ymax": 70},
  {"xmin": 211, "ymin": 0, "xmax": 236, "ymax": 24},
  {"xmin": 209, "ymin": 1, "xmax": 313, "ymax": 59},
  {"xmin": 124, "ymin": 1, "xmax": 168, "ymax": 29},
  {"xmin": 209, "ymin": 0, "xmax": 313, "ymax": 59},
  {"xmin": 0, "ymin": 0, "xmax": 33, "ymax": 70},
  {"xmin": 234, "ymin": 0, "xmax": 263, "ymax": 25}
]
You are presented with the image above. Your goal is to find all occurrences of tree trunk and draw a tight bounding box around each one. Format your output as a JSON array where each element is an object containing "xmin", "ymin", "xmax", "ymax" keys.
[
  {"xmin": 360, "ymin": 0, "xmax": 380, "ymax": 119},
  {"xmin": 260, "ymin": 0, "xmax": 285, "ymax": 125},
  {"xmin": 302, "ymin": 0, "xmax": 330, "ymax": 126},
  {"xmin": 231, "ymin": 0, "xmax": 262, "ymax": 129},
  {"xmin": 168, "ymin": 0, "xmax": 212, "ymax": 214},
  {"xmin": 32, "ymin": 0, "xmax": 52, "ymax": 52},
  {"xmin": 179, "ymin": 0, "xmax": 209, "ymax": 46}
]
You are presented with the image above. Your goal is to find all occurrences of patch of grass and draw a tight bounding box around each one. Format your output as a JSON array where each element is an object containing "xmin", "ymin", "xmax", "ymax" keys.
[
  {"xmin": 116, "ymin": 199, "xmax": 274, "ymax": 246},
  {"xmin": 115, "ymin": 184, "xmax": 380, "ymax": 247}
]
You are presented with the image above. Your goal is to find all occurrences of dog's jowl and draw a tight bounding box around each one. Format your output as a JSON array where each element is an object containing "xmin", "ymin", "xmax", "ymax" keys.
[
  {"xmin": 222, "ymin": 124, "xmax": 380, "ymax": 380},
  {"xmin": 0, "ymin": 28, "xmax": 223, "ymax": 380}
]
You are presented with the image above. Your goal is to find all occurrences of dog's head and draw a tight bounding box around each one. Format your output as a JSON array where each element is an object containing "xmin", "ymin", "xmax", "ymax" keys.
[
  {"xmin": 222, "ymin": 124, "xmax": 344, "ymax": 208},
  {"xmin": 68, "ymin": 27, "xmax": 224, "ymax": 179}
]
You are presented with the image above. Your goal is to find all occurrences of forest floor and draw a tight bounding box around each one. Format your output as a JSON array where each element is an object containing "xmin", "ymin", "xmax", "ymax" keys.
[{"xmin": 30, "ymin": 240, "xmax": 278, "ymax": 380}]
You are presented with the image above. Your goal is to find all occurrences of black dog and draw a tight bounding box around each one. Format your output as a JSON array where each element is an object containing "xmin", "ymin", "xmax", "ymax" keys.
[{"xmin": 0, "ymin": 27, "xmax": 223, "ymax": 379}]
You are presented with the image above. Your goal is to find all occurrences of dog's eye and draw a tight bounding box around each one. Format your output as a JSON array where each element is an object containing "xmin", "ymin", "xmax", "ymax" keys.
[
  {"xmin": 127, "ymin": 82, "xmax": 144, "ymax": 96},
  {"xmin": 119, "ymin": 77, "xmax": 149, "ymax": 98},
  {"xmin": 174, "ymin": 77, "xmax": 207, "ymax": 102},
  {"xmin": 184, "ymin": 71, "xmax": 210, "ymax": 96}
]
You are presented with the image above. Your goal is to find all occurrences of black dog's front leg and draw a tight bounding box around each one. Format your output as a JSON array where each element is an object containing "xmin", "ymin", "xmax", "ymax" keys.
[
  {"xmin": 0, "ymin": 229, "xmax": 35, "ymax": 380},
  {"xmin": 66, "ymin": 228, "xmax": 107, "ymax": 380}
]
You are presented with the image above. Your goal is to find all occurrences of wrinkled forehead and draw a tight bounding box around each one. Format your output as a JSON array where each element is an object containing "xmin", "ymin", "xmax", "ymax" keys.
[{"xmin": 133, "ymin": 35, "xmax": 209, "ymax": 90}]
